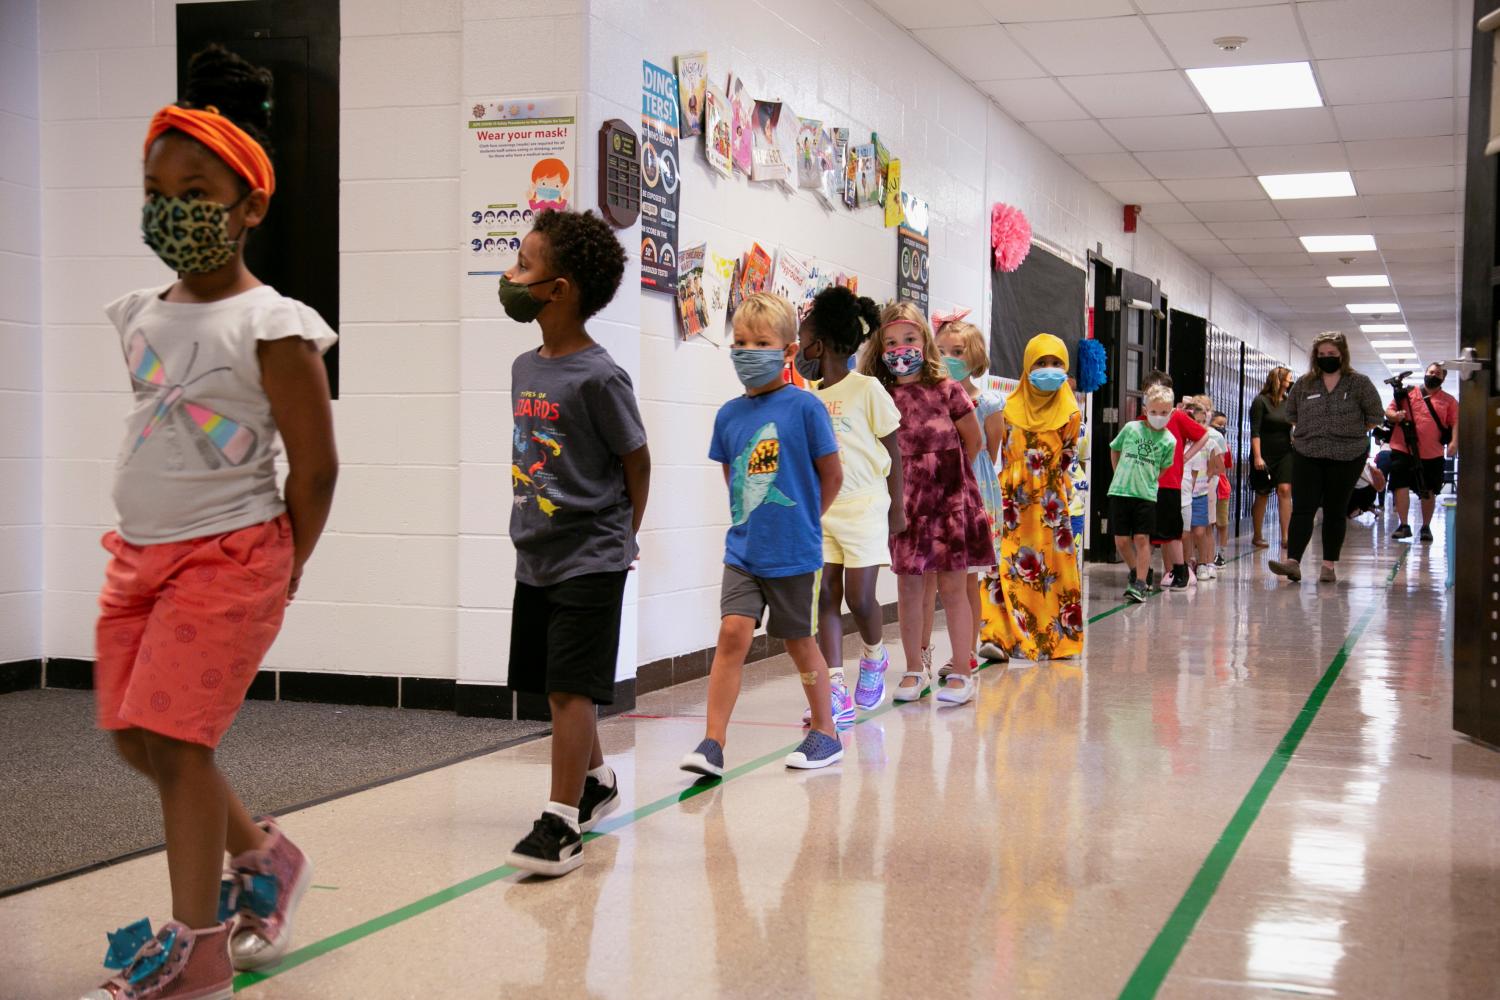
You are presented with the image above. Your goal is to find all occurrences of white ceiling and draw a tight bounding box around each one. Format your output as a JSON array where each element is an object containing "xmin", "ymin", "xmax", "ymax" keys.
[{"xmin": 877, "ymin": 0, "xmax": 1474, "ymax": 372}]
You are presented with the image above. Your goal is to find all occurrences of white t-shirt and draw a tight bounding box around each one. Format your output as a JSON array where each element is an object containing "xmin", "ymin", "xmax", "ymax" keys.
[
  {"xmin": 105, "ymin": 284, "xmax": 338, "ymax": 545},
  {"xmin": 1185, "ymin": 427, "xmax": 1227, "ymax": 498}
]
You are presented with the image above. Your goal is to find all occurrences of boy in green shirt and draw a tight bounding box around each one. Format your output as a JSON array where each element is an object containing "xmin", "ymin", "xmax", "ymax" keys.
[{"xmin": 1110, "ymin": 385, "xmax": 1177, "ymax": 603}]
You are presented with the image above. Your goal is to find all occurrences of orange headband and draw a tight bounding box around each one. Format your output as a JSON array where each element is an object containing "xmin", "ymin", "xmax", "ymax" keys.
[{"xmin": 144, "ymin": 105, "xmax": 275, "ymax": 197}]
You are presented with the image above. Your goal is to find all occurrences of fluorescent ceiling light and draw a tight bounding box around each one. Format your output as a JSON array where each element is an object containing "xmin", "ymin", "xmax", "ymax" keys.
[
  {"xmin": 1345, "ymin": 303, "xmax": 1400, "ymax": 314},
  {"xmin": 1258, "ymin": 171, "xmax": 1355, "ymax": 200},
  {"xmin": 1362, "ymin": 323, "xmax": 1409, "ymax": 333},
  {"xmin": 1327, "ymin": 275, "xmax": 1389, "ymax": 288},
  {"xmin": 1301, "ymin": 234, "xmax": 1377, "ymax": 253},
  {"xmin": 1368, "ymin": 340, "xmax": 1414, "ymax": 348},
  {"xmin": 1379, "ymin": 353, "xmax": 1418, "ymax": 360},
  {"xmin": 1186, "ymin": 62, "xmax": 1323, "ymax": 114}
]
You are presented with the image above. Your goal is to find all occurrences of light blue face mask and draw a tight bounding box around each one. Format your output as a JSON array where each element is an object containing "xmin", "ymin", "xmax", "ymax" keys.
[
  {"xmin": 731, "ymin": 347, "xmax": 786, "ymax": 388},
  {"xmin": 1029, "ymin": 368, "xmax": 1067, "ymax": 392},
  {"xmin": 943, "ymin": 357, "xmax": 970, "ymax": 381}
]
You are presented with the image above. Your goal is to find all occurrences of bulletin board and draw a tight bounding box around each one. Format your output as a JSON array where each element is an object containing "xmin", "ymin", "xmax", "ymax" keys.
[{"xmin": 989, "ymin": 243, "xmax": 1087, "ymax": 380}]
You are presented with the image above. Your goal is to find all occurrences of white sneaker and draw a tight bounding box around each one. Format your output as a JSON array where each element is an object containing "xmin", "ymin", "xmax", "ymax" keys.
[
  {"xmin": 1196, "ymin": 564, "xmax": 1215, "ymax": 581},
  {"xmin": 894, "ymin": 671, "xmax": 929, "ymax": 702}
]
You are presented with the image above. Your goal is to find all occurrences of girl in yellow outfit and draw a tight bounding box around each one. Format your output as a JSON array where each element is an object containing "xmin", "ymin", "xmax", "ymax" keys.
[{"xmin": 988, "ymin": 334, "xmax": 1084, "ymax": 661}]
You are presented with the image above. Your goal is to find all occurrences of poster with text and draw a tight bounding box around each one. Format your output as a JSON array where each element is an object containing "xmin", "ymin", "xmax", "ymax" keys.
[
  {"xmin": 641, "ymin": 61, "xmax": 681, "ymax": 292},
  {"xmin": 896, "ymin": 193, "xmax": 929, "ymax": 315},
  {"xmin": 461, "ymin": 95, "xmax": 577, "ymax": 318}
]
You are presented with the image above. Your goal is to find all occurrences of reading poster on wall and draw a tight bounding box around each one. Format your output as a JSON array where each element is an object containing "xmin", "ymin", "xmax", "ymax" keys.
[
  {"xmin": 460, "ymin": 96, "xmax": 577, "ymax": 317},
  {"xmin": 896, "ymin": 191, "xmax": 930, "ymax": 313},
  {"xmin": 641, "ymin": 61, "xmax": 681, "ymax": 292}
]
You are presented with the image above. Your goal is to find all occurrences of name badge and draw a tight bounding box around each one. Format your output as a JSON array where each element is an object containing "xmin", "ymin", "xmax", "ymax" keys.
[{"xmin": 1307, "ymin": 393, "xmax": 1323, "ymax": 400}]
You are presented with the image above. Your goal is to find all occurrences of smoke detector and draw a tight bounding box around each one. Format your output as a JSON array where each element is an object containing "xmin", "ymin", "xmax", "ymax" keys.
[
  {"xmin": 1338, "ymin": 256, "xmax": 1357, "ymax": 265},
  {"xmin": 1213, "ymin": 35, "xmax": 1249, "ymax": 51}
]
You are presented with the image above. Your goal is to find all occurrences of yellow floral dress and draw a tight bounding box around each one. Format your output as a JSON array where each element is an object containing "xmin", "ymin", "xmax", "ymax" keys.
[{"xmin": 985, "ymin": 411, "xmax": 1084, "ymax": 660}]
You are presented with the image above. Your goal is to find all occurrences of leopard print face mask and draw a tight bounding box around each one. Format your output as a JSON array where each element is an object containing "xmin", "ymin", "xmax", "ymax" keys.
[{"xmin": 140, "ymin": 194, "xmax": 247, "ymax": 274}]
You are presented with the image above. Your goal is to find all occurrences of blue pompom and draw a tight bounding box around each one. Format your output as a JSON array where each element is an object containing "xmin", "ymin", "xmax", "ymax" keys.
[{"xmin": 1077, "ymin": 338, "xmax": 1107, "ymax": 394}]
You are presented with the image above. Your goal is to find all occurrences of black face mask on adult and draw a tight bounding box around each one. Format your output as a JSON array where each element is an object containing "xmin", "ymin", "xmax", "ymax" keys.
[
  {"xmin": 1316, "ymin": 355, "xmax": 1342, "ymax": 374},
  {"xmin": 1425, "ymin": 375, "xmax": 1443, "ymax": 390}
]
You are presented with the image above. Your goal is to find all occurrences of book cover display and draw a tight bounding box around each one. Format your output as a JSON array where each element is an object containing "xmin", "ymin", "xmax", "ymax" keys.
[
  {"xmin": 751, "ymin": 99, "xmax": 790, "ymax": 184},
  {"xmin": 677, "ymin": 242, "xmax": 708, "ymax": 337},
  {"xmin": 852, "ymin": 143, "xmax": 878, "ymax": 208},
  {"xmin": 871, "ymin": 133, "xmax": 890, "ymax": 207},
  {"xmin": 884, "ymin": 159, "xmax": 903, "ymax": 228},
  {"xmin": 676, "ymin": 53, "xmax": 708, "ymax": 138},
  {"xmin": 703, "ymin": 80, "xmax": 733, "ymax": 178},
  {"xmin": 702, "ymin": 251, "xmax": 735, "ymax": 346},
  {"xmin": 729, "ymin": 242, "xmax": 773, "ymax": 319},
  {"xmin": 727, "ymin": 74, "xmax": 755, "ymax": 175}
]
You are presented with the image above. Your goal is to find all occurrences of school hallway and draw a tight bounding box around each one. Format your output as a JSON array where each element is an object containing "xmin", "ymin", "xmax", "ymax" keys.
[{"xmin": 1, "ymin": 521, "xmax": 1493, "ymax": 1000}]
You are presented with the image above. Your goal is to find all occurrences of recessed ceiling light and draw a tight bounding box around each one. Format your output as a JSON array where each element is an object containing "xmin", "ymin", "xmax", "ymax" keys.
[
  {"xmin": 1327, "ymin": 275, "xmax": 1390, "ymax": 288},
  {"xmin": 1185, "ymin": 62, "xmax": 1323, "ymax": 114},
  {"xmin": 1301, "ymin": 235, "xmax": 1377, "ymax": 253},
  {"xmin": 1362, "ymin": 324, "xmax": 1409, "ymax": 333},
  {"xmin": 1258, "ymin": 171, "xmax": 1356, "ymax": 200},
  {"xmin": 1368, "ymin": 340, "xmax": 1415, "ymax": 348},
  {"xmin": 1379, "ymin": 353, "xmax": 1419, "ymax": 360},
  {"xmin": 1345, "ymin": 303, "xmax": 1400, "ymax": 314}
]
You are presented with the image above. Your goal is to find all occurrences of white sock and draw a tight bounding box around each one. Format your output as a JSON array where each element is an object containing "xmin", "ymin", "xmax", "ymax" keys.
[
  {"xmin": 861, "ymin": 641, "xmax": 884, "ymax": 660},
  {"xmin": 829, "ymin": 668, "xmax": 846, "ymax": 687},
  {"xmin": 587, "ymin": 764, "xmax": 614, "ymax": 787},
  {"xmin": 545, "ymin": 802, "xmax": 581, "ymax": 832}
]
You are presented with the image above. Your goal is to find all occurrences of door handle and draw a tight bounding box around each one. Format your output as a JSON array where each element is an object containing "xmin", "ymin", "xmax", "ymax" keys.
[{"xmin": 1442, "ymin": 346, "xmax": 1489, "ymax": 381}]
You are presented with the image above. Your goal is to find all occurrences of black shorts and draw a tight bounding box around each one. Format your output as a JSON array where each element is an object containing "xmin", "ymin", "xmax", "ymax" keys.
[
  {"xmin": 1152, "ymin": 488, "xmax": 1184, "ymax": 542},
  {"xmin": 1109, "ymin": 495, "xmax": 1156, "ymax": 538},
  {"xmin": 1387, "ymin": 453, "xmax": 1444, "ymax": 498},
  {"xmin": 509, "ymin": 570, "xmax": 629, "ymax": 705}
]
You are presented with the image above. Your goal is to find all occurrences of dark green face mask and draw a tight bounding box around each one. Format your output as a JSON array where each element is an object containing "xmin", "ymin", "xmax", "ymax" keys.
[{"xmin": 498, "ymin": 275, "xmax": 558, "ymax": 323}]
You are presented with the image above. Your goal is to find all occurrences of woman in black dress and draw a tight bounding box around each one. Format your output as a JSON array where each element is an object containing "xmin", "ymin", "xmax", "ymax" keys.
[{"xmin": 1250, "ymin": 365, "xmax": 1293, "ymax": 552}]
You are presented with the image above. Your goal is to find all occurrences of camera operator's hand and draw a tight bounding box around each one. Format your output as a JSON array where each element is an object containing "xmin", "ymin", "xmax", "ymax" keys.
[{"xmin": 1385, "ymin": 402, "xmax": 1400, "ymax": 420}]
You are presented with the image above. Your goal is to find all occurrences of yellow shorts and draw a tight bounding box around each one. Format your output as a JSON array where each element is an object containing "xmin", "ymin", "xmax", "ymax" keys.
[{"xmin": 822, "ymin": 493, "xmax": 891, "ymax": 569}]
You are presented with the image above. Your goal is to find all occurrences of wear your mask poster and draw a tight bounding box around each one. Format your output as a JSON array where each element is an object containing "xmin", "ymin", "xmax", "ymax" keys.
[{"xmin": 461, "ymin": 95, "xmax": 577, "ymax": 318}]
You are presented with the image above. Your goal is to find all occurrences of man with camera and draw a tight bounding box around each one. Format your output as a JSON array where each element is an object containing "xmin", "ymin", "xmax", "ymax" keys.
[{"xmin": 1384, "ymin": 363, "xmax": 1458, "ymax": 542}]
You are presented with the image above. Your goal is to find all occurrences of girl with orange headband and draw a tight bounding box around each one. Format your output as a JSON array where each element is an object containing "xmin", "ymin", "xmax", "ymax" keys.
[
  {"xmin": 80, "ymin": 45, "xmax": 337, "ymax": 1000},
  {"xmin": 863, "ymin": 302, "xmax": 995, "ymax": 707}
]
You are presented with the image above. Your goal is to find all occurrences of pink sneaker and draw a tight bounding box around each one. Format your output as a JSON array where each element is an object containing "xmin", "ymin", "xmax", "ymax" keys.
[
  {"xmin": 220, "ymin": 818, "xmax": 312, "ymax": 972},
  {"xmin": 81, "ymin": 919, "xmax": 232, "ymax": 1000}
]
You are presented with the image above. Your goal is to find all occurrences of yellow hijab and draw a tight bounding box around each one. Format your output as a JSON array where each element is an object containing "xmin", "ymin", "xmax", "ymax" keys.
[{"xmin": 1004, "ymin": 333, "xmax": 1080, "ymax": 433}]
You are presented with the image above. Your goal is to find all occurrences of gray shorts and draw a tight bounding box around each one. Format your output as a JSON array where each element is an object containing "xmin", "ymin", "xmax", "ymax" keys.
[{"xmin": 720, "ymin": 565, "xmax": 821, "ymax": 639}]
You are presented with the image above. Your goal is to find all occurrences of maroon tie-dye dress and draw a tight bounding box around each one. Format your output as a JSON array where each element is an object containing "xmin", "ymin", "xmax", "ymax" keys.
[{"xmin": 888, "ymin": 379, "xmax": 996, "ymax": 576}]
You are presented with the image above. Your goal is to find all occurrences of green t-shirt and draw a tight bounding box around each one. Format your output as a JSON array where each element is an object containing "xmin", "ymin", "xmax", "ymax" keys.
[{"xmin": 1108, "ymin": 421, "xmax": 1177, "ymax": 501}]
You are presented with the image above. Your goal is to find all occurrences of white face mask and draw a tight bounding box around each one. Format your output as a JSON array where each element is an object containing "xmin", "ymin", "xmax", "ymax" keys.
[{"xmin": 1146, "ymin": 413, "xmax": 1170, "ymax": 430}]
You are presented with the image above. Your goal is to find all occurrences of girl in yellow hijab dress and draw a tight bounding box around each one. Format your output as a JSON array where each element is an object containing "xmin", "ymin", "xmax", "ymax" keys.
[{"xmin": 988, "ymin": 334, "xmax": 1084, "ymax": 660}]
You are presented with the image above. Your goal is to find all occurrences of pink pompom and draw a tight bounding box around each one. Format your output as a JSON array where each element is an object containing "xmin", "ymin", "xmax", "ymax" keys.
[{"xmin": 990, "ymin": 203, "xmax": 1032, "ymax": 273}]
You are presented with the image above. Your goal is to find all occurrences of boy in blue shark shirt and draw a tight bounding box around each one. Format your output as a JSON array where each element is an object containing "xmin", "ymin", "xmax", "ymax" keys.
[{"xmin": 681, "ymin": 293, "xmax": 846, "ymax": 777}]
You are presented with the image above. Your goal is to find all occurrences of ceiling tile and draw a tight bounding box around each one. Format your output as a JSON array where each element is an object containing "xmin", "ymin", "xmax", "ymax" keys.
[
  {"xmin": 1224, "ymin": 237, "xmax": 1305, "ymax": 254},
  {"xmin": 1240, "ymin": 251, "xmax": 1321, "ymax": 266},
  {"xmin": 871, "ymin": 0, "xmax": 994, "ymax": 28},
  {"xmin": 1207, "ymin": 220, "xmax": 1293, "ymax": 239},
  {"xmin": 982, "ymin": 77, "xmax": 1091, "ymax": 121},
  {"xmin": 1005, "ymin": 17, "xmax": 1174, "ymax": 76},
  {"xmin": 1186, "ymin": 199, "xmax": 1282, "ymax": 222},
  {"xmin": 1151, "ymin": 221, "xmax": 1216, "ymax": 240},
  {"xmin": 1238, "ymin": 142, "xmax": 1350, "ymax": 174},
  {"xmin": 1099, "ymin": 179, "xmax": 1178, "ymax": 203},
  {"xmin": 1146, "ymin": 4, "xmax": 1309, "ymax": 68},
  {"xmin": 1298, "ymin": 0, "xmax": 1456, "ymax": 60},
  {"xmin": 978, "ymin": 0, "xmax": 1134, "ymax": 20},
  {"xmin": 1167, "ymin": 238, "xmax": 1230, "ymax": 254},
  {"xmin": 1365, "ymin": 214, "xmax": 1458, "ymax": 235},
  {"xmin": 1353, "ymin": 165, "xmax": 1457, "ymax": 194},
  {"xmin": 1359, "ymin": 191, "xmax": 1460, "ymax": 215},
  {"xmin": 1286, "ymin": 218, "xmax": 1383, "ymax": 237},
  {"xmin": 1138, "ymin": 202, "xmax": 1199, "ymax": 223},
  {"xmin": 1254, "ymin": 265, "xmax": 1324, "ymax": 278},
  {"xmin": 1383, "ymin": 247, "xmax": 1459, "ymax": 263},
  {"xmin": 1163, "ymin": 176, "xmax": 1265, "ymax": 201},
  {"xmin": 1065, "ymin": 152, "xmax": 1152, "ymax": 181},
  {"xmin": 1378, "ymin": 231, "xmax": 1458, "ymax": 250},
  {"xmin": 1333, "ymin": 99, "xmax": 1458, "ymax": 141},
  {"xmin": 917, "ymin": 25, "xmax": 1045, "ymax": 80},
  {"xmin": 1345, "ymin": 136, "xmax": 1456, "ymax": 170},
  {"xmin": 1026, "ymin": 118, "xmax": 1124, "ymax": 153},
  {"xmin": 1135, "ymin": 0, "xmax": 1293, "ymax": 10},
  {"xmin": 1213, "ymin": 108, "xmax": 1340, "ymax": 147},
  {"xmin": 1101, "ymin": 114, "xmax": 1226, "ymax": 150},
  {"xmin": 1060, "ymin": 71, "xmax": 1204, "ymax": 119},
  {"xmin": 1274, "ymin": 195, "xmax": 1372, "ymax": 219},
  {"xmin": 1319, "ymin": 51, "xmax": 1456, "ymax": 106},
  {"xmin": 1194, "ymin": 253, "xmax": 1247, "ymax": 267},
  {"xmin": 1136, "ymin": 147, "xmax": 1247, "ymax": 178}
]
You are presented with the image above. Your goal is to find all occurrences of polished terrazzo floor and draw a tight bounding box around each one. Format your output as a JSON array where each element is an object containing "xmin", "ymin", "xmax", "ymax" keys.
[{"xmin": 3, "ymin": 518, "xmax": 1496, "ymax": 999}]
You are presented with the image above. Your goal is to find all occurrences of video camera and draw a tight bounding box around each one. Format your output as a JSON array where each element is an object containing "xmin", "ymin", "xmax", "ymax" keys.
[{"xmin": 1372, "ymin": 371, "xmax": 1416, "ymax": 444}]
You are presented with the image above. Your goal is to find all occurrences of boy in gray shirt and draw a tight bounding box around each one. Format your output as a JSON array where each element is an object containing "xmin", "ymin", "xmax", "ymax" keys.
[{"xmin": 499, "ymin": 211, "xmax": 650, "ymax": 878}]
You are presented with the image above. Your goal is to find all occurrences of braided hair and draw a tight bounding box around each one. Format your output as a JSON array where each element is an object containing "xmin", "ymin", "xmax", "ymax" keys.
[
  {"xmin": 182, "ymin": 44, "xmax": 275, "ymax": 156},
  {"xmin": 804, "ymin": 285, "xmax": 881, "ymax": 357}
]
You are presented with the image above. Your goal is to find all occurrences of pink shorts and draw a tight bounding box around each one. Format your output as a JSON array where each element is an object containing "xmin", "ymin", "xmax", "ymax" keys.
[{"xmin": 95, "ymin": 515, "xmax": 294, "ymax": 748}]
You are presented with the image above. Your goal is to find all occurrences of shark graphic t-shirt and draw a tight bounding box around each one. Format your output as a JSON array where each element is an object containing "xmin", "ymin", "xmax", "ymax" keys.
[
  {"xmin": 104, "ymin": 284, "xmax": 337, "ymax": 545},
  {"xmin": 709, "ymin": 384, "xmax": 839, "ymax": 579},
  {"xmin": 511, "ymin": 344, "xmax": 647, "ymax": 587}
]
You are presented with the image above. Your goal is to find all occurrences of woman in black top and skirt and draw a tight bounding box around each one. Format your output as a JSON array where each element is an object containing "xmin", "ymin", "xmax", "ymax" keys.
[
  {"xmin": 1269, "ymin": 332, "xmax": 1385, "ymax": 583},
  {"xmin": 1249, "ymin": 366, "xmax": 1294, "ymax": 552}
]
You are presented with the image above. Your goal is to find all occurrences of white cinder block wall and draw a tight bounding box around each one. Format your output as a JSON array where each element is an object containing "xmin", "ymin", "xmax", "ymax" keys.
[
  {"xmin": 7, "ymin": 0, "xmax": 1297, "ymax": 684},
  {"xmin": 0, "ymin": 0, "xmax": 43, "ymax": 665}
]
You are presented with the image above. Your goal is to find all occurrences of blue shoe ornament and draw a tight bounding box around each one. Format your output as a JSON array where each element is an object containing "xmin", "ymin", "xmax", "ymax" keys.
[
  {"xmin": 103, "ymin": 919, "xmax": 153, "ymax": 970},
  {"xmin": 218, "ymin": 870, "xmax": 280, "ymax": 922}
]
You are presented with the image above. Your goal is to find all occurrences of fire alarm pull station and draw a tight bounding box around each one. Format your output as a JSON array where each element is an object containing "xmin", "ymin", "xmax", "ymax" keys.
[{"xmin": 599, "ymin": 119, "xmax": 641, "ymax": 229}]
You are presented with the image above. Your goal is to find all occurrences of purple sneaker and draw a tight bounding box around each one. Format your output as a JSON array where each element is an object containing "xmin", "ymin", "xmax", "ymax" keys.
[
  {"xmin": 831, "ymin": 679, "xmax": 856, "ymax": 730},
  {"xmin": 855, "ymin": 647, "xmax": 889, "ymax": 711},
  {"xmin": 221, "ymin": 818, "xmax": 312, "ymax": 972}
]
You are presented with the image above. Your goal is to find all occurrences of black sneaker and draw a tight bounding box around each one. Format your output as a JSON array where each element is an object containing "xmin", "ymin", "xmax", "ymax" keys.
[
  {"xmin": 1213, "ymin": 554, "xmax": 1225, "ymax": 568},
  {"xmin": 1169, "ymin": 568, "xmax": 1190, "ymax": 591},
  {"xmin": 1144, "ymin": 568, "xmax": 1160, "ymax": 593},
  {"xmin": 507, "ymin": 812, "xmax": 582, "ymax": 877},
  {"xmin": 1419, "ymin": 525, "xmax": 1434, "ymax": 543},
  {"xmin": 1392, "ymin": 524, "xmax": 1413, "ymax": 540},
  {"xmin": 578, "ymin": 772, "xmax": 620, "ymax": 834}
]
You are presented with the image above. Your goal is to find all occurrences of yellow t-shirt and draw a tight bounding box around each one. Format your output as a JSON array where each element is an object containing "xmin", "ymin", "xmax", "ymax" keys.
[{"xmin": 813, "ymin": 372, "xmax": 902, "ymax": 500}]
